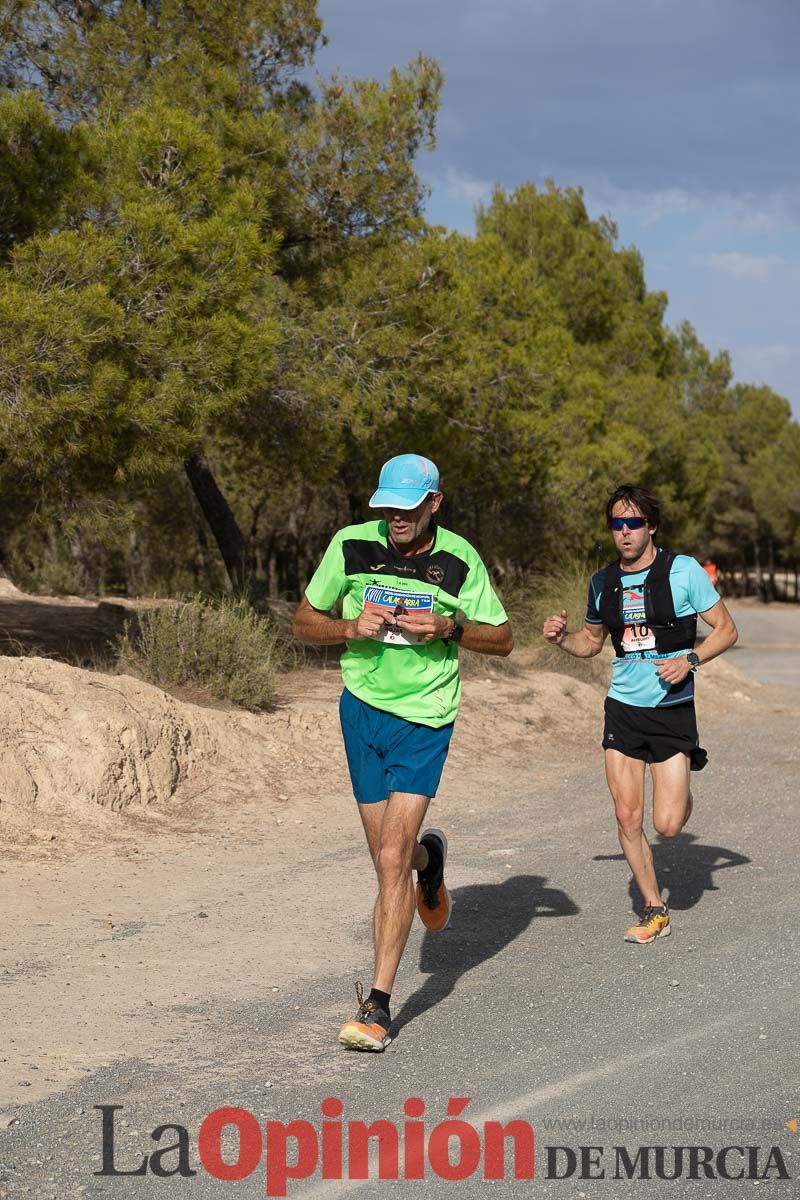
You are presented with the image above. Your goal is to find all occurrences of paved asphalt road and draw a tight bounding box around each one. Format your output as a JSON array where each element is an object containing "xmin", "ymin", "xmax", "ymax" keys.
[{"xmin": 3, "ymin": 604, "xmax": 798, "ymax": 1198}]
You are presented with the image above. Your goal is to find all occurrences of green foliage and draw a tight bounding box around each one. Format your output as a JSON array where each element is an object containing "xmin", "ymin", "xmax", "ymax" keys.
[
  {"xmin": 750, "ymin": 423, "xmax": 800, "ymax": 557},
  {"xmin": 4, "ymin": 468, "xmax": 227, "ymax": 597},
  {"xmin": 0, "ymin": 1, "xmax": 443, "ymax": 560},
  {"xmin": 694, "ymin": 383, "xmax": 795, "ymax": 563},
  {"xmin": 115, "ymin": 596, "xmax": 286, "ymax": 710},
  {"xmin": 0, "ymin": 0, "xmax": 797, "ymax": 604},
  {"xmin": 0, "ymin": 97, "xmax": 281, "ymax": 493},
  {"xmin": 1, "ymin": 0, "xmax": 323, "ymax": 119},
  {"xmin": 0, "ymin": 90, "xmax": 77, "ymax": 260},
  {"xmin": 477, "ymin": 182, "xmax": 663, "ymax": 349},
  {"xmin": 280, "ymin": 55, "xmax": 443, "ymax": 274}
]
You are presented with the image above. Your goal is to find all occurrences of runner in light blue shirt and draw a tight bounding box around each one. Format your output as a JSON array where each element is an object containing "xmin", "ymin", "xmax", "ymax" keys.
[
  {"xmin": 585, "ymin": 551, "xmax": 721, "ymax": 708},
  {"xmin": 542, "ymin": 484, "xmax": 738, "ymax": 946}
]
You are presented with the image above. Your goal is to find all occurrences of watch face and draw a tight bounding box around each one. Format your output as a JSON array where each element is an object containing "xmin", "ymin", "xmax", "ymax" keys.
[{"xmin": 688, "ymin": 652, "xmax": 700, "ymax": 666}]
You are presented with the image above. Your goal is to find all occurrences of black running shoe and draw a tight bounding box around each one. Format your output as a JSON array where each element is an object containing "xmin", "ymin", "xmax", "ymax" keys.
[{"xmin": 415, "ymin": 828, "xmax": 451, "ymax": 932}]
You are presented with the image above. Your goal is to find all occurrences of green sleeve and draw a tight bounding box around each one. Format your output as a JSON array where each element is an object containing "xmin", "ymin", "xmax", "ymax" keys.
[
  {"xmin": 458, "ymin": 554, "xmax": 508, "ymax": 625},
  {"xmin": 305, "ymin": 533, "xmax": 346, "ymax": 611}
]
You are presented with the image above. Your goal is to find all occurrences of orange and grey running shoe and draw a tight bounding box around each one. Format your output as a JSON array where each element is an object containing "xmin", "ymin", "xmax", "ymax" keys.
[
  {"xmin": 624, "ymin": 904, "xmax": 671, "ymax": 944},
  {"xmin": 338, "ymin": 982, "xmax": 392, "ymax": 1052},
  {"xmin": 415, "ymin": 829, "xmax": 451, "ymax": 932}
]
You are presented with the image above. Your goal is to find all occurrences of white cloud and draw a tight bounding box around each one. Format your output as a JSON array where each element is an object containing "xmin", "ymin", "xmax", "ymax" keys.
[
  {"xmin": 735, "ymin": 343, "xmax": 797, "ymax": 372},
  {"xmin": 581, "ymin": 178, "xmax": 800, "ymax": 236},
  {"xmin": 707, "ymin": 252, "xmax": 787, "ymax": 282},
  {"xmin": 442, "ymin": 166, "xmax": 494, "ymax": 206},
  {"xmin": 584, "ymin": 182, "xmax": 696, "ymax": 227}
]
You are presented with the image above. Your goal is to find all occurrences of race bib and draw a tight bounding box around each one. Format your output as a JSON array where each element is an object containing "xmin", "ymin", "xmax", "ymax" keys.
[
  {"xmin": 621, "ymin": 586, "xmax": 656, "ymax": 653},
  {"xmin": 362, "ymin": 585, "xmax": 434, "ymax": 646}
]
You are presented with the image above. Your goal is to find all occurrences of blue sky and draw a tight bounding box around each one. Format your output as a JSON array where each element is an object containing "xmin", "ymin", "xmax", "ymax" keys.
[{"xmin": 315, "ymin": 0, "xmax": 800, "ymax": 416}]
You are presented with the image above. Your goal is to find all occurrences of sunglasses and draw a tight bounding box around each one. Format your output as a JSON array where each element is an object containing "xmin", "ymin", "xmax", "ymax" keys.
[{"xmin": 610, "ymin": 516, "xmax": 647, "ymax": 531}]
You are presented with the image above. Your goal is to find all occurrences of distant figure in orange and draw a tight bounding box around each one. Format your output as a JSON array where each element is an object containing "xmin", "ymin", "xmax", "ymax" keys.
[{"xmin": 702, "ymin": 560, "xmax": 719, "ymax": 589}]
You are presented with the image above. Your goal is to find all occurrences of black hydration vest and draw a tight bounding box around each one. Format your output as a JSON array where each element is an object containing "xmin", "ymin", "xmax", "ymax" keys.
[{"xmin": 598, "ymin": 549, "xmax": 697, "ymax": 657}]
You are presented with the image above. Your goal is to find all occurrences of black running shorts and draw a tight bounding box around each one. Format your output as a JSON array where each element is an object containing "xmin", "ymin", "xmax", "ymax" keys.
[{"xmin": 602, "ymin": 696, "xmax": 708, "ymax": 770}]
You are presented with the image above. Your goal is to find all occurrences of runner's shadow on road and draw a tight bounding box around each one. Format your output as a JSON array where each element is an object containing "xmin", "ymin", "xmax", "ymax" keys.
[
  {"xmin": 393, "ymin": 875, "xmax": 578, "ymax": 1036},
  {"xmin": 593, "ymin": 833, "xmax": 751, "ymax": 911}
]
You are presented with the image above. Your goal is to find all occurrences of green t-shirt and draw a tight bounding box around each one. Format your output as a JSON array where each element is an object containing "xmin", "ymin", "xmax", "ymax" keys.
[{"xmin": 304, "ymin": 520, "xmax": 508, "ymax": 727}]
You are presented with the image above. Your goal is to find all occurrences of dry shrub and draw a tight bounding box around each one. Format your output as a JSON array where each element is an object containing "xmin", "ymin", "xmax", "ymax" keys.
[
  {"xmin": 498, "ymin": 559, "xmax": 612, "ymax": 684},
  {"xmin": 115, "ymin": 596, "xmax": 289, "ymax": 711}
]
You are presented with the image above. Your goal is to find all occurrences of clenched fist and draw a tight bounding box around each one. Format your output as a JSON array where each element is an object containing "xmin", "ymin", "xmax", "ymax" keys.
[
  {"xmin": 654, "ymin": 656, "xmax": 692, "ymax": 684},
  {"xmin": 542, "ymin": 609, "xmax": 568, "ymax": 645},
  {"xmin": 346, "ymin": 609, "xmax": 388, "ymax": 640},
  {"xmin": 395, "ymin": 610, "xmax": 453, "ymax": 642}
]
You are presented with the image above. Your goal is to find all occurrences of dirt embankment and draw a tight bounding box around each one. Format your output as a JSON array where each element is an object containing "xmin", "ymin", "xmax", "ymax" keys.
[
  {"xmin": 0, "ymin": 641, "xmax": 759, "ymax": 852},
  {"xmin": 0, "ymin": 584, "xmax": 763, "ymax": 853}
]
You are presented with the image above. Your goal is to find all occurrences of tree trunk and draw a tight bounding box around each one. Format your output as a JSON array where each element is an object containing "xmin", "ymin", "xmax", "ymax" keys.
[
  {"xmin": 126, "ymin": 528, "xmax": 141, "ymax": 597},
  {"xmin": 286, "ymin": 510, "xmax": 300, "ymax": 599},
  {"xmin": 737, "ymin": 556, "xmax": 746, "ymax": 598},
  {"xmin": 192, "ymin": 511, "xmax": 214, "ymax": 590},
  {"xmin": 69, "ymin": 530, "xmax": 90, "ymax": 593},
  {"xmin": 766, "ymin": 537, "xmax": 774, "ymax": 601},
  {"xmin": 184, "ymin": 453, "xmax": 249, "ymax": 596},
  {"xmin": 753, "ymin": 542, "xmax": 764, "ymax": 601}
]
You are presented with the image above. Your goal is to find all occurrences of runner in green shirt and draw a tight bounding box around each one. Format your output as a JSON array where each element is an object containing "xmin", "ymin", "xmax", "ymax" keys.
[{"xmin": 292, "ymin": 453, "xmax": 513, "ymax": 1051}]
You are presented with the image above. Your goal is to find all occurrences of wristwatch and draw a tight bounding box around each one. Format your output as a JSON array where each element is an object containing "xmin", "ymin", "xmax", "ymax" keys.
[
  {"xmin": 687, "ymin": 652, "xmax": 701, "ymax": 672},
  {"xmin": 443, "ymin": 620, "xmax": 464, "ymax": 645}
]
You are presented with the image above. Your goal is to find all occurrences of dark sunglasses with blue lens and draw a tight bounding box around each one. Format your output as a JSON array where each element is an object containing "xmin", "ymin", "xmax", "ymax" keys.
[{"xmin": 610, "ymin": 516, "xmax": 648, "ymax": 531}]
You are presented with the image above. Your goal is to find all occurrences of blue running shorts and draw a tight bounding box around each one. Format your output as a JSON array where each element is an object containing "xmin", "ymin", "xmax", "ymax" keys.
[{"xmin": 338, "ymin": 688, "xmax": 454, "ymax": 805}]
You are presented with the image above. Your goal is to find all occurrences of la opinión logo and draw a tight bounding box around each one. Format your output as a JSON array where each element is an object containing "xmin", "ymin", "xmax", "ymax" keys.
[
  {"xmin": 94, "ymin": 1101, "xmax": 793, "ymax": 1191},
  {"xmin": 95, "ymin": 1097, "xmax": 535, "ymax": 1194}
]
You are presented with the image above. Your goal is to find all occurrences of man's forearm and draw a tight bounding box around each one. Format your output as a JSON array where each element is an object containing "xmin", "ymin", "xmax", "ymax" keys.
[
  {"xmin": 460, "ymin": 621, "xmax": 513, "ymax": 657},
  {"xmin": 696, "ymin": 617, "xmax": 738, "ymax": 664},
  {"xmin": 292, "ymin": 611, "xmax": 353, "ymax": 646},
  {"xmin": 560, "ymin": 629, "xmax": 602, "ymax": 658}
]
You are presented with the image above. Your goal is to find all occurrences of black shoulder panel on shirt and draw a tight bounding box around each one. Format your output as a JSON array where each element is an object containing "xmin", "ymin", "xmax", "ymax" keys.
[
  {"xmin": 342, "ymin": 539, "xmax": 391, "ymax": 576},
  {"xmin": 342, "ymin": 538, "xmax": 470, "ymax": 596},
  {"xmin": 419, "ymin": 549, "xmax": 470, "ymax": 596}
]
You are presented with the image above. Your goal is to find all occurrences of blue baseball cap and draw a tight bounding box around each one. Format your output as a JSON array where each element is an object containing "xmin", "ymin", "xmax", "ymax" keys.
[{"xmin": 369, "ymin": 453, "xmax": 440, "ymax": 510}]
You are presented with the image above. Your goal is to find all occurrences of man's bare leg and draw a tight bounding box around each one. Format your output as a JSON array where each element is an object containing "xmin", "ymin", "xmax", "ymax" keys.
[
  {"xmin": 605, "ymin": 749, "xmax": 662, "ymax": 907},
  {"xmin": 357, "ymin": 791, "xmax": 430, "ymax": 993},
  {"xmin": 651, "ymin": 753, "xmax": 692, "ymax": 836}
]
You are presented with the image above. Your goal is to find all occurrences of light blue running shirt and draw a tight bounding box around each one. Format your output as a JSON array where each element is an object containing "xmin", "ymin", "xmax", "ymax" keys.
[{"xmin": 586, "ymin": 551, "xmax": 721, "ymax": 708}]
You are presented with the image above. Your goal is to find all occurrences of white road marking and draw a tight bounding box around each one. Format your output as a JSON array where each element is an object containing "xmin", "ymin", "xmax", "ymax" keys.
[{"xmin": 296, "ymin": 1013, "xmax": 736, "ymax": 1198}]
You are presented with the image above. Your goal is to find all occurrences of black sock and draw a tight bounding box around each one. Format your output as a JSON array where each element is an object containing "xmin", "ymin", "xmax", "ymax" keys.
[
  {"xmin": 419, "ymin": 837, "xmax": 442, "ymax": 880},
  {"xmin": 367, "ymin": 988, "xmax": 391, "ymax": 1024}
]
